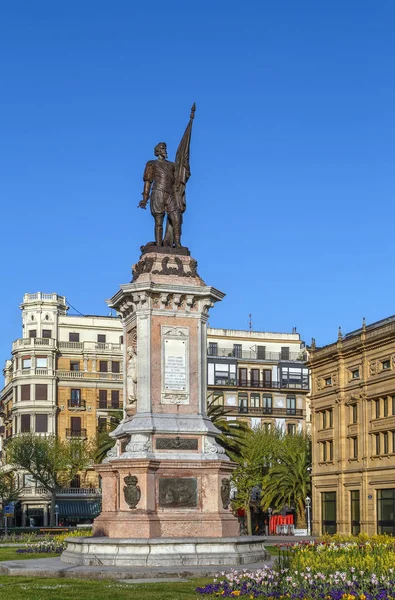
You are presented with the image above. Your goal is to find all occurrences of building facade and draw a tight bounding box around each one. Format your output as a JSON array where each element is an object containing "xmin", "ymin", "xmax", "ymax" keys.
[
  {"xmin": 206, "ymin": 328, "xmax": 310, "ymax": 433},
  {"xmin": 0, "ymin": 292, "xmax": 124, "ymax": 526},
  {"xmin": 310, "ymin": 317, "xmax": 395, "ymax": 536}
]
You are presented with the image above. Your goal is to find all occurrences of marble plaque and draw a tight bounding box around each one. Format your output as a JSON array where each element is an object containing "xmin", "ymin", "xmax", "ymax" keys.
[
  {"xmin": 164, "ymin": 338, "xmax": 186, "ymax": 391},
  {"xmin": 159, "ymin": 477, "xmax": 198, "ymax": 508}
]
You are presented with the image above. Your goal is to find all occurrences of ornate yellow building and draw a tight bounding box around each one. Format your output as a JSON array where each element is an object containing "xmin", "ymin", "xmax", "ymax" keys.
[{"xmin": 310, "ymin": 317, "xmax": 395, "ymax": 536}]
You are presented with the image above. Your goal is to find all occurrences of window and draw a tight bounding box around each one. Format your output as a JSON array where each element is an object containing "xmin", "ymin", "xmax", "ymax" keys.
[
  {"xmin": 384, "ymin": 432, "xmax": 389, "ymax": 454},
  {"xmin": 392, "ymin": 396, "xmax": 395, "ymax": 416},
  {"xmin": 21, "ymin": 385, "xmax": 30, "ymax": 401},
  {"xmin": 377, "ymin": 489, "xmax": 395, "ymax": 535},
  {"xmin": 99, "ymin": 389, "xmax": 107, "ymax": 409},
  {"xmin": 375, "ymin": 433, "xmax": 380, "ymax": 456},
  {"xmin": 392, "ymin": 431, "xmax": 395, "ymax": 454},
  {"xmin": 70, "ymin": 361, "xmax": 80, "ymax": 371},
  {"xmin": 351, "ymin": 490, "xmax": 360, "ymax": 535},
  {"xmin": 250, "ymin": 393, "xmax": 260, "ymax": 408},
  {"xmin": 35, "ymin": 384, "xmax": 48, "ymax": 401},
  {"xmin": 262, "ymin": 394, "xmax": 272, "ymax": 414},
  {"xmin": 98, "ymin": 417, "xmax": 107, "ymax": 432},
  {"xmin": 70, "ymin": 389, "xmax": 81, "ymax": 407},
  {"xmin": 36, "ymin": 357, "xmax": 47, "ymax": 368},
  {"xmin": 111, "ymin": 390, "xmax": 120, "ymax": 408},
  {"xmin": 35, "ymin": 414, "xmax": 48, "ymax": 433},
  {"xmin": 384, "ymin": 397, "xmax": 389, "ymax": 418},
  {"xmin": 323, "ymin": 442, "xmax": 327, "ymax": 462},
  {"xmin": 70, "ymin": 474, "xmax": 81, "ymax": 488},
  {"xmin": 351, "ymin": 368, "xmax": 360, "ymax": 379},
  {"xmin": 120, "ymin": 335, "xmax": 124, "ymax": 345},
  {"xmin": 322, "ymin": 411, "xmax": 327, "ymax": 429},
  {"xmin": 251, "ymin": 369, "xmax": 260, "ymax": 387},
  {"xmin": 112, "ymin": 361, "xmax": 120, "ymax": 373},
  {"xmin": 375, "ymin": 399, "xmax": 380, "ymax": 419},
  {"xmin": 42, "ymin": 329, "xmax": 52, "ymax": 339},
  {"xmin": 21, "ymin": 414, "xmax": 31, "ymax": 433},
  {"xmin": 29, "ymin": 330, "xmax": 37, "ymax": 338},
  {"xmin": 238, "ymin": 368, "xmax": 247, "ymax": 386},
  {"xmin": 257, "ymin": 346, "xmax": 266, "ymax": 360},
  {"xmin": 70, "ymin": 416, "xmax": 81, "ymax": 434},
  {"xmin": 22, "ymin": 357, "xmax": 31, "ymax": 370},
  {"xmin": 287, "ymin": 423, "xmax": 296, "ymax": 435},
  {"xmin": 233, "ymin": 344, "xmax": 242, "ymax": 358},
  {"xmin": 351, "ymin": 437, "xmax": 358, "ymax": 459},
  {"xmin": 286, "ymin": 395, "xmax": 296, "ymax": 415},
  {"xmin": 351, "ymin": 404, "xmax": 358, "ymax": 424},
  {"xmin": 97, "ymin": 334, "xmax": 106, "ymax": 344},
  {"xmin": 262, "ymin": 370, "xmax": 272, "ymax": 387},
  {"xmin": 213, "ymin": 363, "xmax": 236, "ymax": 385},
  {"xmin": 329, "ymin": 408, "xmax": 333, "ymax": 427},
  {"xmin": 382, "ymin": 359, "xmax": 391, "ymax": 370},
  {"xmin": 325, "ymin": 377, "xmax": 332, "ymax": 386},
  {"xmin": 99, "ymin": 361, "xmax": 108, "ymax": 373},
  {"xmin": 280, "ymin": 347, "xmax": 290, "ymax": 360},
  {"xmin": 329, "ymin": 440, "xmax": 333, "ymax": 460},
  {"xmin": 208, "ymin": 342, "xmax": 218, "ymax": 357},
  {"xmin": 69, "ymin": 332, "xmax": 80, "ymax": 343},
  {"xmin": 238, "ymin": 393, "xmax": 248, "ymax": 413},
  {"xmin": 322, "ymin": 492, "xmax": 337, "ymax": 534},
  {"xmin": 281, "ymin": 366, "xmax": 309, "ymax": 389},
  {"xmin": 263, "ymin": 422, "xmax": 272, "ymax": 432}
]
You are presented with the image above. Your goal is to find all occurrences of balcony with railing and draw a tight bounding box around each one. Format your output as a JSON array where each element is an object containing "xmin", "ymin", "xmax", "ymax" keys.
[
  {"xmin": 67, "ymin": 399, "xmax": 86, "ymax": 410},
  {"xmin": 238, "ymin": 406, "xmax": 304, "ymax": 417},
  {"xmin": 57, "ymin": 370, "xmax": 122, "ymax": 381},
  {"xmin": 210, "ymin": 378, "xmax": 309, "ymax": 390},
  {"xmin": 12, "ymin": 337, "xmax": 56, "ymax": 351},
  {"xmin": 56, "ymin": 488, "xmax": 101, "ymax": 496},
  {"xmin": 15, "ymin": 367, "xmax": 54, "ymax": 377},
  {"xmin": 207, "ymin": 347, "xmax": 306, "ymax": 362},
  {"xmin": 58, "ymin": 341, "xmax": 122, "ymax": 353},
  {"xmin": 66, "ymin": 428, "xmax": 87, "ymax": 438},
  {"xmin": 97, "ymin": 401, "xmax": 122, "ymax": 410},
  {"xmin": 20, "ymin": 487, "xmax": 51, "ymax": 498}
]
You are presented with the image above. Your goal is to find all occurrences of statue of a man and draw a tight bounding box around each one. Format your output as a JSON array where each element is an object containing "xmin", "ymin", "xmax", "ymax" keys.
[
  {"xmin": 126, "ymin": 345, "xmax": 137, "ymax": 404},
  {"xmin": 138, "ymin": 105, "xmax": 195, "ymax": 249},
  {"xmin": 139, "ymin": 142, "xmax": 182, "ymax": 248}
]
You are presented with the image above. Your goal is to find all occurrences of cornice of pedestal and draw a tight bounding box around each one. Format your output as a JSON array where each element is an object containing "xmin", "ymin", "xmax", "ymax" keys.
[{"xmin": 107, "ymin": 281, "xmax": 224, "ymax": 323}]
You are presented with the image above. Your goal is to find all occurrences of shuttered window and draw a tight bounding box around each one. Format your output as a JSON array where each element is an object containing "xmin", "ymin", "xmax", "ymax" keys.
[
  {"xmin": 21, "ymin": 385, "xmax": 30, "ymax": 401},
  {"xmin": 99, "ymin": 389, "xmax": 107, "ymax": 408},
  {"xmin": 35, "ymin": 384, "xmax": 48, "ymax": 401},
  {"xmin": 111, "ymin": 390, "xmax": 120, "ymax": 408},
  {"xmin": 36, "ymin": 414, "xmax": 48, "ymax": 433},
  {"xmin": 21, "ymin": 414, "xmax": 31, "ymax": 433}
]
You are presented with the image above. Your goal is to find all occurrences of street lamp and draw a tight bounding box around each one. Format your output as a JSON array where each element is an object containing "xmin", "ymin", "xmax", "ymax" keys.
[
  {"xmin": 268, "ymin": 507, "xmax": 272, "ymax": 536},
  {"xmin": 305, "ymin": 496, "xmax": 311, "ymax": 536},
  {"xmin": 55, "ymin": 504, "xmax": 59, "ymax": 527}
]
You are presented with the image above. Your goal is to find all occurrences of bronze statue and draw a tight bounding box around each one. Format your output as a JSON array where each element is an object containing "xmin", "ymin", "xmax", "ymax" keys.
[{"xmin": 138, "ymin": 104, "xmax": 195, "ymax": 249}]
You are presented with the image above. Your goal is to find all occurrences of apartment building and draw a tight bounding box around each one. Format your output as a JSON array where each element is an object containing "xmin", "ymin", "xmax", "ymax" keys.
[
  {"xmin": 0, "ymin": 292, "xmax": 123, "ymax": 526},
  {"xmin": 206, "ymin": 328, "xmax": 310, "ymax": 433},
  {"xmin": 309, "ymin": 316, "xmax": 395, "ymax": 536}
]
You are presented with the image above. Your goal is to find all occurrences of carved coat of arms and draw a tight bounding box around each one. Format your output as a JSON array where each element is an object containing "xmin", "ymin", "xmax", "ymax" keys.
[{"xmin": 123, "ymin": 474, "xmax": 141, "ymax": 509}]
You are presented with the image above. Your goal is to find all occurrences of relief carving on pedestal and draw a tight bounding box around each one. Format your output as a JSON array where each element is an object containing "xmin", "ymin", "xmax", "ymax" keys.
[
  {"xmin": 221, "ymin": 478, "xmax": 231, "ymax": 509},
  {"xmin": 123, "ymin": 474, "xmax": 141, "ymax": 509},
  {"xmin": 159, "ymin": 477, "xmax": 198, "ymax": 508},
  {"xmin": 204, "ymin": 437, "xmax": 226, "ymax": 455}
]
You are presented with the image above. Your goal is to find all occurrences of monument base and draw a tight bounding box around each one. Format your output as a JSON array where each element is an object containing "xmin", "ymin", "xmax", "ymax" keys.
[
  {"xmin": 61, "ymin": 536, "xmax": 267, "ymax": 567},
  {"xmin": 93, "ymin": 458, "xmax": 238, "ymax": 539}
]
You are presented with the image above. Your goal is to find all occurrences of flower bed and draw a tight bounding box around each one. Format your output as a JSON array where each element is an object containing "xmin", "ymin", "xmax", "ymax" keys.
[
  {"xmin": 196, "ymin": 537, "xmax": 395, "ymax": 598},
  {"xmin": 16, "ymin": 529, "xmax": 92, "ymax": 555}
]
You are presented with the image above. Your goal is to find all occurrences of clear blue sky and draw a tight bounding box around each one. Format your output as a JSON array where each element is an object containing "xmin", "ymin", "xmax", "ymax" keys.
[{"xmin": 1, "ymin": 1, "xmax": 395, "ymax": 365}]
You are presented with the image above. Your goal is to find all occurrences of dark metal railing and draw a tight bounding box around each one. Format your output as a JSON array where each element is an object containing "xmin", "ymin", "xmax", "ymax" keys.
[
  {"xmin": 68, "ymin": 399, "xmax": 86, "ymax": 409},
  {"xmin": 66, "ymin": 428, "xmax": 87, "ymax": 438},
  {"xmin": 238, "ymin": 407, "xmax": 303, "ymax": 417},
  {"xmin": 211, "ymin": 379, "xmax": 309, "ymax": 390}
]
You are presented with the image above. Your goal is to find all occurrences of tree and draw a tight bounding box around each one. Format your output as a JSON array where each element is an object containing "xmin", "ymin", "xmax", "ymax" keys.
[
  {"xmin": 0, "ymin": 469, "xmax": 20, "ymax": 507},
  {"xmin": 207, "ymin": 396, "xmax": 249, "ymax": 461},
  {"xmin": 261, "ymin": 432, "xmax": 311, "ymax": 529},
  {"xmin": 232, "ymin": 426, "xmax": 283, "ymax": 535},
  {"xmin": 94, "ymin": 410, "xmax": 123, "ymax": 463},
  {"xmin": 7, "ymin": 434, "xmax": 94, "ymax": 526}
]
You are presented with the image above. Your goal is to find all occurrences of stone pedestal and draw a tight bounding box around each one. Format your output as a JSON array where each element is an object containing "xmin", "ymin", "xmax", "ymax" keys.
[{"xmin": 93, "ymin": 249, "xmax": 238, "ymax": 539}]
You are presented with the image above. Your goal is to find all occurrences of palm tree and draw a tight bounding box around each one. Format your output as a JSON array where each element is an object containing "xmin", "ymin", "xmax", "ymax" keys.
[
  {"xmin": 261, "ymin": 432, "xmax": 311, "ymax": 528},
  {"xmin": 207, "ymin": 395, "xmax": 249, "ymax": 461},
  {"xmin": 95, "ymin": 410, "xmax": 124, "ymax": 463}
]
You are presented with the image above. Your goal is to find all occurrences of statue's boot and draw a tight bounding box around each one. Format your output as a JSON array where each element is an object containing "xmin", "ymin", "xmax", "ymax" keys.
[
  {"xmin": 173, "ymin": 223, "xmax": 182, "ymax": 248},
  {"xmin": 155, "ymin": 225, "xmax": 163, "ymax": 246}
]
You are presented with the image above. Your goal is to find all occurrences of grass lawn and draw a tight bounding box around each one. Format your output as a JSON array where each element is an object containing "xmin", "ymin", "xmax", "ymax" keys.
[
  {"xmin": 0, "ymin": 576, "xmax": 209, "ymax": 599},
  {"xmin": 0, "ymin": 548, "xmax": 60, "ymax": 561}
]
